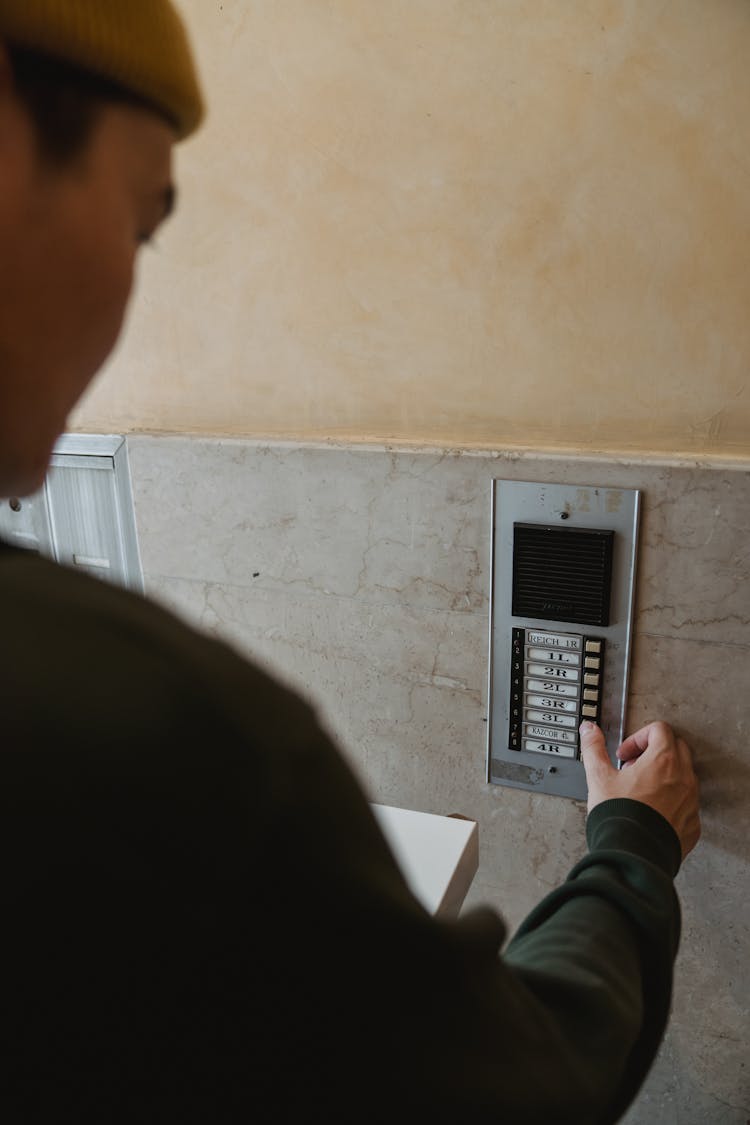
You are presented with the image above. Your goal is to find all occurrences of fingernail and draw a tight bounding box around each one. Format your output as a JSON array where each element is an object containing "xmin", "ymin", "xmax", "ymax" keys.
[{"xmin": 579, "ymin": 720, "xmax": 596, "ymax": 733}]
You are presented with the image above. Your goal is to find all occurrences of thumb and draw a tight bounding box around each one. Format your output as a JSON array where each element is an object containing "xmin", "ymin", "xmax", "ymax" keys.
[{"xmin": 579, "ymin": 721, "xmax": 613, "ymax": 785}]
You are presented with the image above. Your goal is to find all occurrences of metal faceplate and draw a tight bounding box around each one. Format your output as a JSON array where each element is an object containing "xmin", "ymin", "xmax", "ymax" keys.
[
  {"xmin": 0, "ymin": 434, "xmax": 143, "ymax": 594},
  {"xmin": 488, "ymin": 480, "xmax": 640, "ymax": 801}
]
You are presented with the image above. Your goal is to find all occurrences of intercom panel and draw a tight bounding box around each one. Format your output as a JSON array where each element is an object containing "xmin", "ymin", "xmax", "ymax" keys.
[{"xmin": 488, "ymin": 480, "xmax": 640, "ymax": 801}]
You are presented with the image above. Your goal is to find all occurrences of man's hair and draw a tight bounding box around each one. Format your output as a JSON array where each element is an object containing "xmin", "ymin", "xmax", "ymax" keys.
[{"xmin": 7, "ymin": 42, "xmax": 169, "ymax": 166}]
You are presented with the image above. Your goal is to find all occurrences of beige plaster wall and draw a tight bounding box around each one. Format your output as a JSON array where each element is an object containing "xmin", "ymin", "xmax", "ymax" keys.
[{"xmin": 72, "ymin": 0, "xmax": 750, "ymax": 459}]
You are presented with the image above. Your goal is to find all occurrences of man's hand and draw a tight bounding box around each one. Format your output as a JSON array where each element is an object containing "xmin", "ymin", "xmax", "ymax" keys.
[{"xmin": 579, "ymin": 720, "xmax": 701, "ymax": 859}]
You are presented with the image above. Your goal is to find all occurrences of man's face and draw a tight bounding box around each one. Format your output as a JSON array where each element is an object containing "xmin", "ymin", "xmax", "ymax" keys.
[{"xmin": 0, "ymin": 64, "xmax": 176, "ymax": 497}]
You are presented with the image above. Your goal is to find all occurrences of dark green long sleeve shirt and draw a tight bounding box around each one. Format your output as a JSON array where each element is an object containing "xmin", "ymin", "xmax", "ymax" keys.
[{"xmin": 0, "ymin": 541, "xmax": 681, "ymax": 1123}]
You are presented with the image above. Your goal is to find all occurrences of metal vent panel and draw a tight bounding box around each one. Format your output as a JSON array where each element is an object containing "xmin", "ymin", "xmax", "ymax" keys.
[
  {"xmin": 512, "ymin": 523, "xmax": 614, "ymax": 627},
  {"xmin": 0, "ymin": 435, "xmax": 143, "ymax": 593}
]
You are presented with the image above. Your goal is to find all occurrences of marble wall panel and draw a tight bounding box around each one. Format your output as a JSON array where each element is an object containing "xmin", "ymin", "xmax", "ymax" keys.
[
  {"xmin": 145, "ymin": 572, "xmax": 488, "ymax": 802},
  {"xmin": 622, "ymin": 633, "xmax": 750, "ymax": 1123},
  {"xmin": 634, "ymin": 469, "xmax": 750, "ymax": 647},
  {"xmin": 130, "ymin": 440, "xmax": 490, "ymax": 611},
  {"xmin": 128, "ymin": 435, "xmax": 749, "ymax": 1123}
]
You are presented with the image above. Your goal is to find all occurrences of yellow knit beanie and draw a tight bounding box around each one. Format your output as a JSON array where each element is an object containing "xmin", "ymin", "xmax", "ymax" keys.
[{"xmin": 0, "ymin": 0, "xmax": 204, "ymax": 139}]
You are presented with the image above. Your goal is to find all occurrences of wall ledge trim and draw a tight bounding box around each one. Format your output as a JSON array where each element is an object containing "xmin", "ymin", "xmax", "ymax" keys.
[{"xmin": 113, "ymin": 430, "xmax": 750, "ymax": 473}]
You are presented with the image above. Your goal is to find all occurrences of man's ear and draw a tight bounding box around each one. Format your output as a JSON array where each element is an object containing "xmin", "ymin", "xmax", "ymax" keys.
[
  {"xmin": 0, "ymin": 40, "xmax": 24, "ymax": 163},
  {"xmin": 0, "ymin": 41, "xmax": 12, "ymax": 145},
  {"xmin": 0, "ymin": 40, "xmax": 18, "ymax": 115},
  {"xmin": 0, "ymin": 40, "xmax": 12, "ymax": 90}
]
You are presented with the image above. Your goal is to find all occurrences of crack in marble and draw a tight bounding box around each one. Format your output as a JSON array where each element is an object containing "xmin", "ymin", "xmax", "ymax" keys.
[
  {"xmin": 637, "ymin": 630, "xmax": 750, "ymax": 651},
  {"xmin": 638, "ymin": 607, "xmax": 749, "ymax": 630}
]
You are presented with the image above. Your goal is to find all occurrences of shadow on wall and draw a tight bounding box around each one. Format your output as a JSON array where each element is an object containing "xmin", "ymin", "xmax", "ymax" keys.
[{"xmin": 696, "ymin": 740, "xmax": 750, "ymax": 866}]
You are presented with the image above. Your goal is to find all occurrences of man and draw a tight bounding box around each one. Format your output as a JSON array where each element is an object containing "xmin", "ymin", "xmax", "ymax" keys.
[{"xmin": 0, "ymin": 3, "xmax": 700, "ymax": 1121}]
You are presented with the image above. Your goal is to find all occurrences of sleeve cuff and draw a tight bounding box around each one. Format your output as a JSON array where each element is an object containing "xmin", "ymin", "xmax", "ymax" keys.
[{"xmin": 586, "ymin": 798, "xmax": 682, "ymax": 879}]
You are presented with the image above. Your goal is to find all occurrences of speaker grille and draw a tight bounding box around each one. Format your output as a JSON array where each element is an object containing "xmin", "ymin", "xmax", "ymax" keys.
[{"xmin": 512, "ymin": 523, "xmax": 614, "ymax": 626}]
